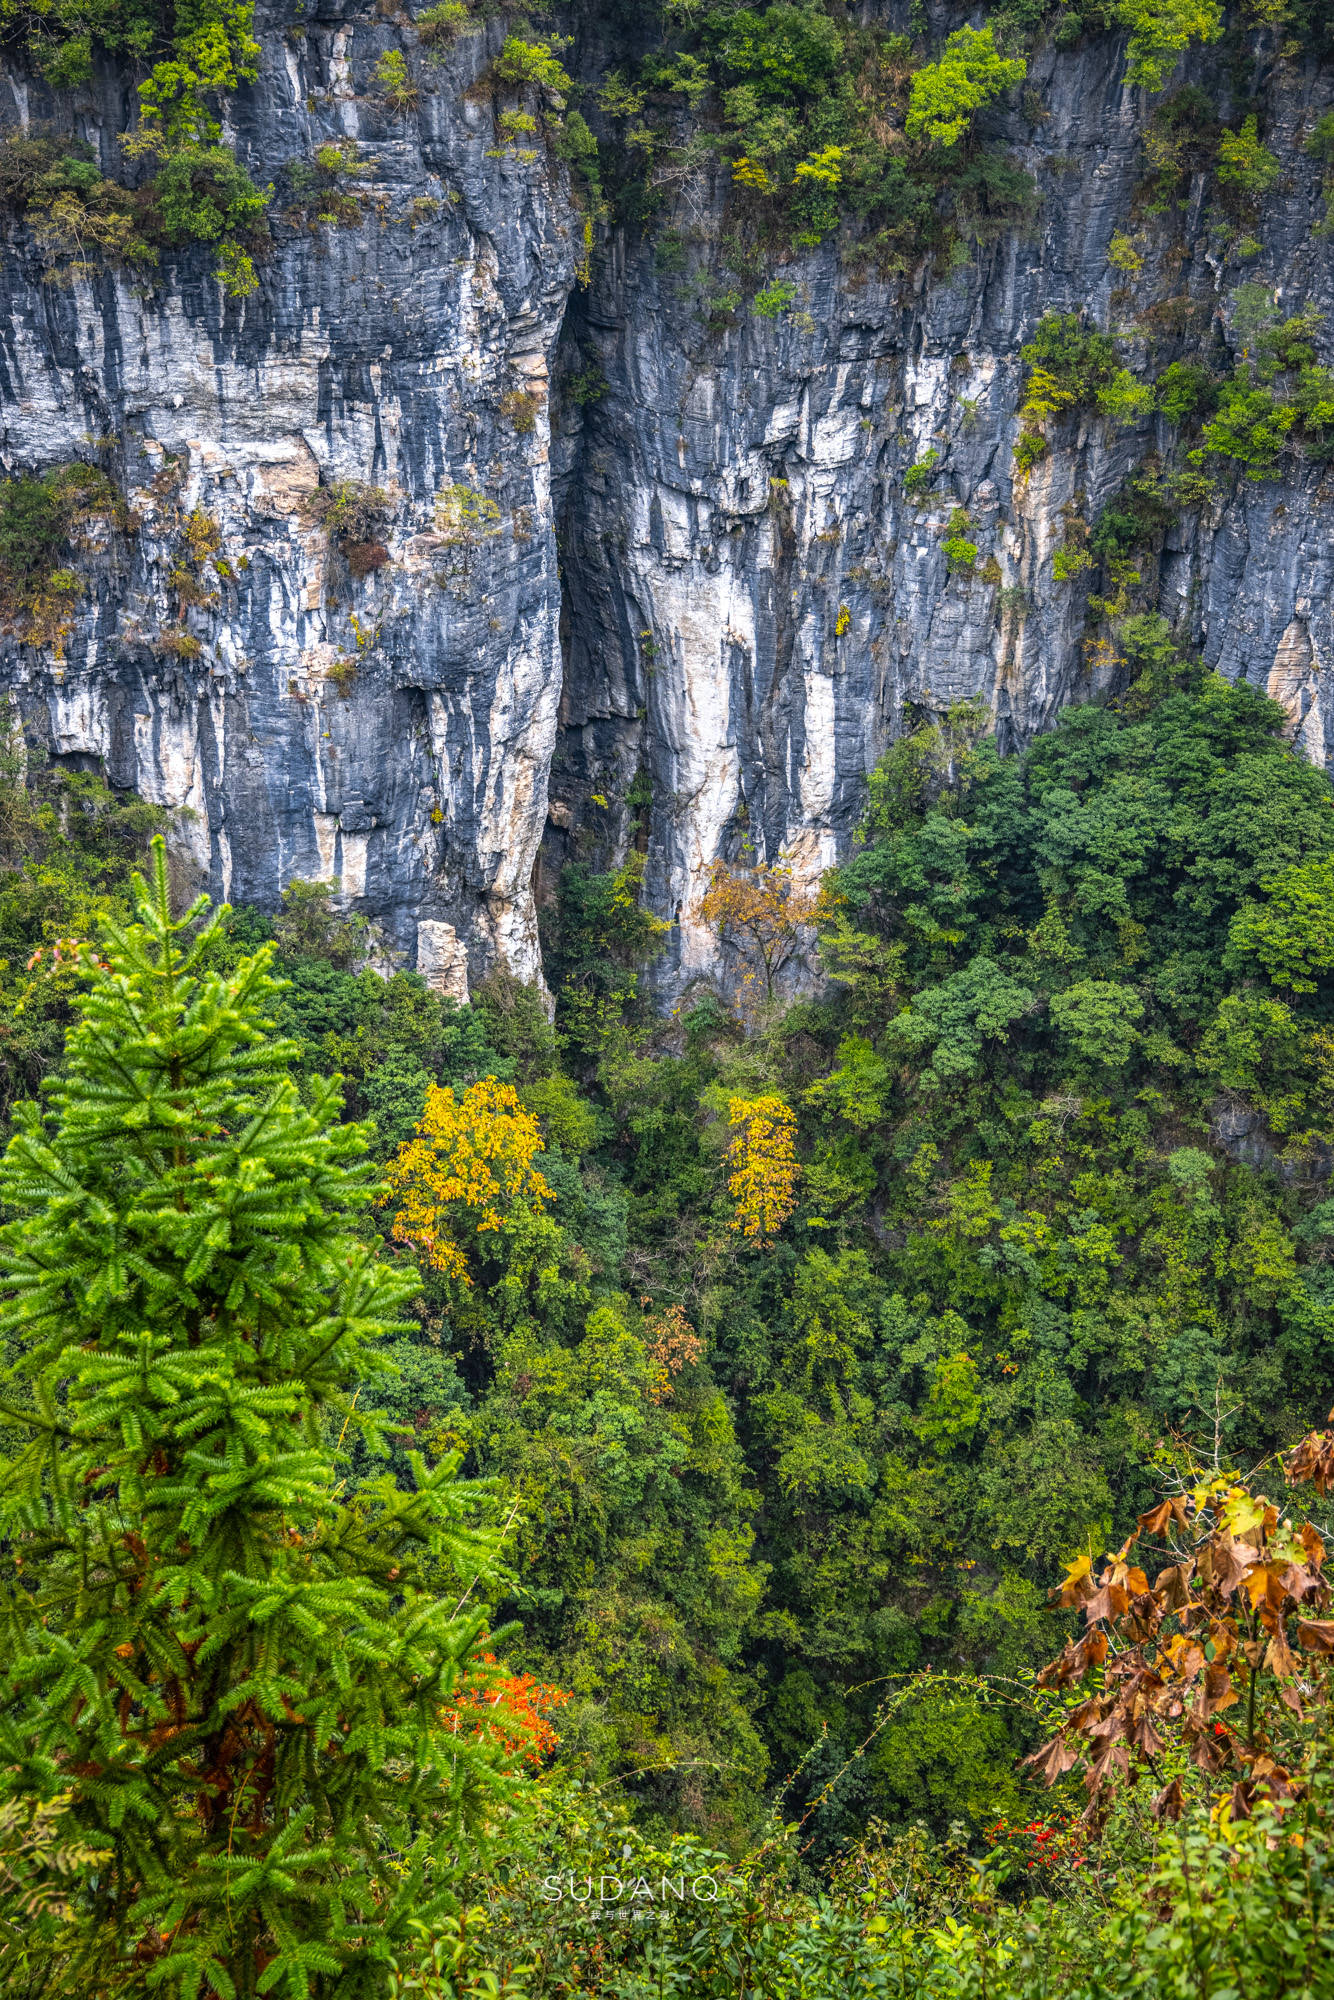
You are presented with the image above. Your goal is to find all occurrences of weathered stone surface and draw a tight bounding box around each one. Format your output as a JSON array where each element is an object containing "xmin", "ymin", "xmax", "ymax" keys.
[
  {"xmin": 0, "ymin": 6, "xmax": 575, "ymax": 986},
  {"xmin": 547, "ymin": 29, "xmax": 1334, "ymax": 997},
  {"xmin": 0, "ymin": 11, "xmax": 1330, "ymax": 1001}
]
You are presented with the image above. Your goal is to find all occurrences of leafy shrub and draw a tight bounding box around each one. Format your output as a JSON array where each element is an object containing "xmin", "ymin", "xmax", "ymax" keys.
[
  {"xmin": 552, "ymin": 108, "xmax": 603, "ymax": 216},
  {"xmin": 564, "ymin": 359, "xmax": 606, "ymax": 405},
  {"xmin": 434, "ymin": 484, "xmax": 501, "ymax": 545},
  {"xmin": 415, "ymin": 0, "xmax": 472, "ymax": 49},
  {"xmin": 621, "ymin": 9, "xmax": 1029, "ymax": 260},
  {"xmin": 1155, "ymin": 358, "xmax": 1218, "ymax": 426},
  {"xmin": 21, "ymin": 147, "xmax": 157, "ymax": 274},
  {"xmin": 373, "ymin": 47, "xmax": 418, "ymax": 112},
  {"xmin": 1014, "ymin": 313, "xmax": 1121, "ymax": 473},
  {"xmin": 0, "ymin": 133, "xmax": 66, "ymax": 208},
  {"xmin": 493, "ymin": 33, "xmax": 572, "ymax": 98},
  {"xmin": 500, "ymin": 388, "xmax": 541, "ymax": 434},
  {"xmin": 1196, "ymin": 308, "xmax": 1334, "ymax": 476},
  {"xmin": 1228, "ymin": 857, "xmax": 1334, "ymax": 992},
  {"xmin": 1013, "ymin": 427, "xmax": 1047, "ymax": 475},
  {"xmin": 1115, "ymin": 0, "xmax": 1223, "ymax": 92},
  {"xmin": 905, "ymin": 24, "xmax": 1026, "ymax": 150},
  {"xmin": 1020, "ymin": 312, "xmax": 1119, "ymax": 410},
  {"xmin": 1107, "ymin": 229, "xmax": 1142, "ymax": 272},
  {"xmin": 753, "ymin": 277, "xmax": 797, "ymax": 317},
  {"xmin": 0, "ymin": 464, "xmax": 125, "ymax": 643},
  {"xmin": 1216, "ymin": 112, "xmax": 1281, "ymax": 205},
  {"xmin": 1097, "ymin": 367, "xmax": 1155, "ymax": 424},
  {"xmin": 0, "ymin": 479, "xmax": 73, "ymax": 593},
  {"xmin": 303, "ymin": 479, "xmax": 393, "ymax": 572},
  {"xmin": 942, "ymin": 508, "xmax": 978, "ymax": 572},
  {"xmin": 274, "ymin": 876, "xmax": 368, "ymax": 969},
  {"xmin": 904, "ymin": 448, "xmax": 939, "ymax": 498},
  {"xmin": 546, "ymin": 852, "xmax": 669, "ymax": 1053},
  {"xmin": 156, "ymin": 625, "xmax": 204, "ymax": 657},
  {"xmin": 213, "ymin": 238, "xmax": 257, "ymax": 296},
  {"xmin": 138, "ymin": 0, "xmax": 259, "ymax": 145},
  {"xmin": 1052, "ymin": 544, "xmax": 1092, "ymax": 579},
  {"xmin": 150, "ymin": 141, "xmax": 270, "ymax": 245},
  {"xmin": 710, "ymin": 3, "xmax": 843, "ymax": 100},
  {"xmin": 284, "ymin": 142, "xmax": 366, "ymax": 227},
  {"xmin": 0, "ymin": 124, "xmax": 267, "ymax": 294},
  {"xmin": 1137, "ymin": 83, "xmax": 1217, "ymax": 212},
  {"xmin": 492, "ymin": 107, "xmax": 538, "ymax": 155},
  {"xmin": 945, "ymin": 144, "xmax": 1039, "ymax": 245}
]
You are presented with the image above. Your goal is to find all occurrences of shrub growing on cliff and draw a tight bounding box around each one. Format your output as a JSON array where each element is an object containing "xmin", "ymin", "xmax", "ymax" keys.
[
  {"xmin": 493, "ymin": 32, "xmax": 572, "ymax": 98},
  {"xmin": 942, "ymin": 508, "xmax": 979, "ymax": 571},
  {"xmin": 2, "ymin": 0, "xmax": 269, "ymax": 292},
  {"xmin": 0, "ymin": 841, "xmax": 518, "ymax": 1998},
  {"xmin": 284, "ymin": 142, "xmax": 366, "ymax": 228},
  {"xmin": 1014, "ymin": 312, "xmax": 1126, "ymax": 472},
  {"xmin": 303, "ymin": 479, "xmax": 394, "ymax": 574},
  {"xmin": 712, "ymin": 2, "xmax": 843, "ymax": 97},
  {"xmin": 1115, "ymin": 0, "xmax": 1223, "ymax": 92},
  {"xmin": 0, "ymin": 464, "xmax": 126, "ymax": 644},
  {"xmin": 1195, "ymin": 306, "xmax": 1334, "ymax": 477},
  {"xmin": 373, "ymin": 47, "xmax": 418, "ymax": 113},
  {"xmin": 697, "ymin": 858, "xmax": 818, "ymax": 1007},
  {"xmin": 149, "ymin": 140, "xmax": 270, "ymax": 295},
  {"xmin": 905, "ymin": 24, "xmax": 1026, "ymax": 150},
  {"xmin": 1217, "ymin": 113, "xmax": 1281, "ymax": 205},
  {"xmin": 415, "ymin": 0, "xmax": 473, "ymax": 51}
]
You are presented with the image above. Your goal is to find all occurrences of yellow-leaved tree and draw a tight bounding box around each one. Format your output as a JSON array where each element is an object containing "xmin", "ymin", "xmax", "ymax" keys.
[
  {"xmin": 384, "ymin": 1078, "xmax": 554, "ymax": 1284},
  {"xmin": 726, "ymin": 1094, "xmax": 800, "ymax": 1243},
  {"xmin": 696, "ymin": 859, "xmax": 819, "ymax": 1007}
]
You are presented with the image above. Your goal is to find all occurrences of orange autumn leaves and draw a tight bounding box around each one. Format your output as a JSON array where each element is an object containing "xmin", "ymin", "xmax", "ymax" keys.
[
  {"xmin": 1027, "ymin": 1455, "xmax": 1334, "ymax": 1825},
  {"xmin": 644, "ymin": 1301, "xmax": 704, "ymax": 1402},
  {"xmin": 446, "ymin": 1653, "xmax": 570, "ymax": 1766},
  {"xmin": 383, "ymin": 1078, "xmax": 553, "ymax": 1284}
]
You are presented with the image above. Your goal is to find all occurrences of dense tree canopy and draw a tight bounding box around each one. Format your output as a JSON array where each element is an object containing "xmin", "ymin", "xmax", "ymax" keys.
[{"xmin": 1, "ymin": 650, "xmax": 1333, "ymax": 1989}]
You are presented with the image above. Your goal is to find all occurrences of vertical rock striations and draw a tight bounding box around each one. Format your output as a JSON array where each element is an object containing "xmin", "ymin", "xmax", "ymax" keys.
[
  {"xmin": 0, "ymin": 10, "xmax": 577, "ymax": 994},
  {"xmin": 0, "ymin": 6, "xmax": 1331, "ymax": 1000},
  {"xmin": 548, "ymin": 27, "xmax": 1334, "ymax": 997}
]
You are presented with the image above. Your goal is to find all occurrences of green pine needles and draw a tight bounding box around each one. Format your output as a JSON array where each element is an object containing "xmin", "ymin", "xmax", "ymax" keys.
[{"xmin": 0, "ymin": 840, "xmax": 517, "ymax": 1999}]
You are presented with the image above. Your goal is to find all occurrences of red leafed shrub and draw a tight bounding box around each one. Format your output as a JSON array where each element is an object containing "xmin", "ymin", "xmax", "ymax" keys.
[{"xmin": 446, "ymin": 1650, "xmax": 571, "ymax": 1765}]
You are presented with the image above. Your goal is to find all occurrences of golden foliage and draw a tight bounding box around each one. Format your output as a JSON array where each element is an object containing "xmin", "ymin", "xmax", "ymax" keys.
[
  {"xmin": 726, "ymin": 1094, "xmax": 800, "ymax": 1243},
  {"xmin": 384, "ymin": 1078, "xmax": 554, "ymax": 1282},
  {"xmin": 696, "ymin": 860, "xmax": 819, "ymax": 1004},
  {"xmin": 731, "ymin": 155, "xmax": 776, "ymax": 193}
]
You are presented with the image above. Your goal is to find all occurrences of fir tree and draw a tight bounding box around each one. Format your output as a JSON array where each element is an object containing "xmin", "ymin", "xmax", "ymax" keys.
[{"xmin": 0, "ymin": 840, "xmax": 516, "ymax": 1998}]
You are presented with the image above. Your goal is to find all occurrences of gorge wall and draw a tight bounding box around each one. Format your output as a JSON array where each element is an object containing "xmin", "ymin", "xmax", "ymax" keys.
[{"xmin": 0, "ymin": 1, "xmax": 1331, "ymax": 999}]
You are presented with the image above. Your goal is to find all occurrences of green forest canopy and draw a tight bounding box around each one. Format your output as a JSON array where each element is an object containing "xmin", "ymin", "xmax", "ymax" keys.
[
  {"xmin": 3, "ymin": 646, "xmax": 1334, "ymax": 1989},
  {"xmin": 2, "ymin": 646, "xmax": 1333, "ymax": 1848}
]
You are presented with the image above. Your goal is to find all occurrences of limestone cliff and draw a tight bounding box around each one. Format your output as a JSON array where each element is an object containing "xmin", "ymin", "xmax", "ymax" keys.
[
  {"xmin": 0, "ymin": 7, "xmax": 575, "ymax": 991},
  {"xmin": 0, "ymin": 3, "xmax": 1331, "ymax": 1000}
]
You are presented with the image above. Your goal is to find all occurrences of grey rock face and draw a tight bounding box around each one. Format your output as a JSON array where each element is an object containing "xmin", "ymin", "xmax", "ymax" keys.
[
  {"xmin": 547, "ymin": 31, "xmax": 1334, "ymax": 998},
  {"xmin": 0, "ymin": 9, "xmax": 576, "ymax": 992},
  {"xmin": 0, "ymin": 14, "xmax": 1331, "ymax": 1002}
]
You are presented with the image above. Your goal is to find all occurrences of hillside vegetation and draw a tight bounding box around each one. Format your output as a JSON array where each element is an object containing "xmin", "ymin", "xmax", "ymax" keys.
[{"xmin": 1, "ymin": 635, "xmax": 1334, "ymax": 1991}]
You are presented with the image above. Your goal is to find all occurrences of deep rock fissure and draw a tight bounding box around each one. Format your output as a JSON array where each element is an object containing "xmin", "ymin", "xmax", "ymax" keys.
[{"xmin": 0, "ymin": 15, "xmax": 1329, "ymax": 1007}]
